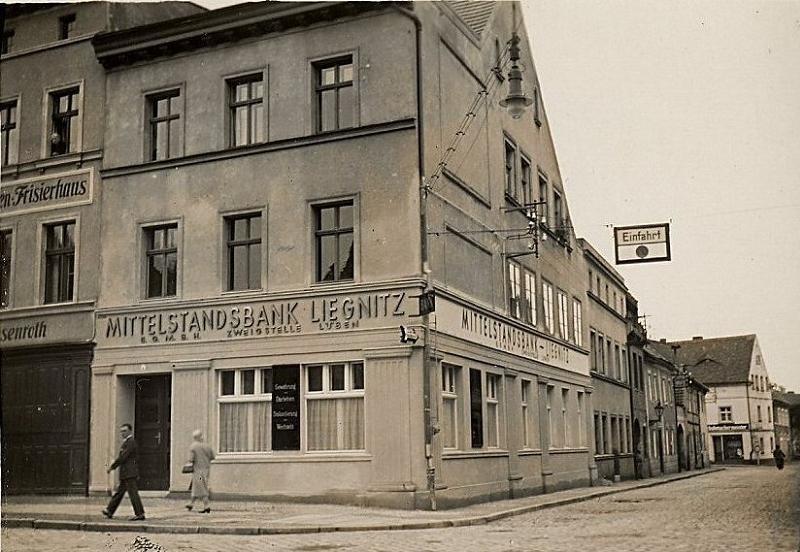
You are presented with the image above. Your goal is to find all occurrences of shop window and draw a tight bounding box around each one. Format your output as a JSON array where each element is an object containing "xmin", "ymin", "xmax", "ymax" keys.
[
  {"xmin": 305, "ymin": 362, "xmax": 364, "ymax": 451},
  {"xmin": 225, "ymin": 213, "xmax": 261, "ymax": 291},
  {"xmin": 1, "ymin": 100, "xmax": 19, "ymax": 165},
  {"xmin": 602, "ymin": 414, "xmax": 610, "ymax": 454},
  {"xmin": 719, "ymin": 406, "xmax": 732, "ymax": 422},
  {"xmin": 504, "ymin": 138, "xmax": 517, "ymax": 201},
  {"xmin": 144, "ymin": 223, "xmax": 178, "ymax": 298},
  {"xmin": 561, "ymin": 388, "xmax": 569, "ymax": 448},
  {"xmin": 0, "ymin": 229, "xmax": 11, "ymax": 308},
  {"xmin": 58, "ymin": 14, "xmax": 76, "ymax": 40},
  {"xmin": 577, "ymin": 391, "xmax": 585, "ymax": 447},
  {"xmin": 146, "ymin": 89, "xmax": 182, "ymax": 161},
  {"xmin": 572, "ymin": 298, "xmax": 582, "ymax": 345},
  {"xmin": 314, "ymin": 201, "xmax": 354, "ymax": 282},
  {"xmin": 43, "ymin": 221, "xmax": 75, "ymax": 304},
  {"xmin": 557, "ymin": 289, "xmax": 568, "ymax": 339},
  {"xmin": 594, "ymin": 412, "xmax": 602, "ymax": 454},
  {"xmin": 49, "ymin": 88, "xmax": 79, "ymax": 156},
  {"xmin": 441, "ymin": 363, "xmax": 459, "ymax": 449},
  {"xmin": 218, "ymin": 368, "xmax": 273, "ymax": 453},
  {"xmin": 757, "ymin": 405, "xmax": 762, "ymax": 423},
  {"xmin": 486, "ymin": 373, "xmax": 500, "ymax": 448},
  {"xmin": 469, "ymin": 368, "xmax": 483, "ymax": 448},
  {"xmin": 545, "ymin": 385, "xmax": 555, "ymax": 449},
  {"xmin": 542, "ymin": 280, "xmax": 554, "ymax": 334},
  {"xmin": 228, "ymin": 74, "xmax": 264, "ymax": 147},
  {"xmin": 314, "ymin": 56, "xmax": 355, "ymax": 133}
]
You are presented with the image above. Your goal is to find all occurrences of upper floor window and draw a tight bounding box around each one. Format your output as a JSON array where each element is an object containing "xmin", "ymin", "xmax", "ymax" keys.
[
  {"xmin": 507, "ymin": 260, "xmax": 521, "ymax": 319},
  {"xmin": 572, "ymin": 298, "xmax": 583, "ymax": 345},
  {"xmin": 542, "ymin": 280, "xmax": 554, "ymax": 334},
  {"xmin": 520, "ymin": 155, "xmax": 532, "ymax": 207},
  {"xmin": 524, "ymin": 270, "xmax": 536, "ymax": 326},
  {"xmin": 225, "ymin": 213, "xmax": 261, "ymax": 291},
  {"xmin": 58, "ymin": 14, "xmax": 76, "ymax": 40},
  {"xmin": 147, "ymin": 89, "xmax": 181, "ymax": 161},
  {"xmin": 314, "ymin": 56, "xmax": 354, "ymax": 133},
  {"xmin": 145, "ymin": 224, "xmax": 178, "ymax": 298},
  {"xmin": 553, "ymin": 189, "xmax": 563, "ymax": 230},
  {"xmin": 532, "ymin": 86, "xmax": 542, "ymax": 127},
  {"xmin": 50, "ymin": 88, "xmax": 79, "ymax": 156},
  {"xmin": 43, "ymin": 221, "xmax": 75, "ymax": 304},
  {"xmin": 557, "ymin": 289, "xmax": 569, "ymax": 339},
  {"xmin": 504, "ymin": 139, "xmax": 517, "ymax": 201},
  {"xmin": 1, "ymin": 100, "xmax": 19, "ymax": 165},
  {"xmin": 719, "ymin": 405, "xmax": 732, "ymax": 422},
  {"xmin": 538, "ymin": 173, "xmax": 548, "ymax": 226},
  {"xmin": 314, "ymin": 201, "xmax": 354, "ymax": 282},
  {"xmin": 0, "ymin": 229, "xmax": 12, "ymax": 308},
  {"xmin": 228, "ymin": 74, "xmax": 264, "ymax": 147},
  {"xmin": 2, "ymin": 30, "xmax": 14, "ymax": 55}
]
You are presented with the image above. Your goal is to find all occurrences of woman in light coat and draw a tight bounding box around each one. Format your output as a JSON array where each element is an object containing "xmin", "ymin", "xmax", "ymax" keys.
[{"xmin": 186, "ymin": 430, "xmax": 215, "ymax": 513}]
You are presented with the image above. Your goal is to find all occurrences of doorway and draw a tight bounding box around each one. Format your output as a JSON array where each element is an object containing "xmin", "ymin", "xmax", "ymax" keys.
[{"xmin": 134, "ymin": 375, "xmax": 171, "ymax": 490}]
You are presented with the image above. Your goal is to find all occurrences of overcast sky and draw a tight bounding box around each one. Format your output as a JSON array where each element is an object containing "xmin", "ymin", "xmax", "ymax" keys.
[{"xmin": 523, "ymin": 0, "xmax": 800, "ymax": 390}]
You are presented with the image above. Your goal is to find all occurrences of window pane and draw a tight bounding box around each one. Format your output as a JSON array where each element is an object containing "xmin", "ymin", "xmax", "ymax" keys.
[
  {"xmin": 169, "ymin": 119, "xmax": 181, "ymax": 158},
  {"xmin": 170, "ymin": 95, "xmax": 180, "ymax": 115},
  {"xmin": 249, "ymin": 215, "xmax": 261, "ymax": 238},
  {"xmin": 47, "ymin": 226, "xmax": 61, "ymax": 249},
  {"xmin": 165, "ymin": 226, "xmax": 176, "ymax": 248},
  {"xmin": 148, "ymin": 255, "xmax": 164, "ymax": 297},
  {"xmin": 241, "ymin": 369, "xmax": 255, "ymax": 394},
  {"xmin": 219, "ymin": 401, "xmax": 271, "ymax": 452},
  {"xmin": 248, "ymin": 244, "xmax": 261, "ymax": 289},
  {"xmin": 352, "ymin": 363, "xmax": 364, "ymax": 390},
  {"xmin": 339, "ymin": 63, "xmax": 353, "ymax": 83},
  {"xmin": 221, "ymin": 371, "xmax": 235, "ymax": 395},
  {"xmin": 232, "ymin": 245, "xmax": 248, "ymax": 290},
  {"xmin": 45, "ymin": 256, "xmax": 60, "ymax": 303},
  {"xmin": 58, "ymin": 94, "xmax": 70, "ymax": 112},
  {"xmin": 165, "ymin": 252, "xmax": 177, "ymax": 296},
  {"xmin": 320, "ymin": 89, "xmax": 336, "ymax": 132},
  {"xmin": 154, "ymin": 122, "xmax": 168, "ymax": 160},
  {"xmin": 318, "ymin": 207, "xmax": 335, "ymax": 231},
  {"xmin": 307, "ymin": 366, "xmax": 323, "ymax": 392},
  {"xmin": 251, "ymin": 103, "xmax": 264, "ymax": 143},
  {"xmin": 320, "ymin": 66, "xmax": 336, "ymax": 86},
  {"xmin": 338, "ymin": 234, "xmax": 354, "ymax": 280},
  {"xmin": 235, "ymin": 82, "xmax": 249, "ymax": 102},
  {"xmin": 155, "ymin": 98, "xmax": 169, "ymax": 118},
  {"xmin": 64, "ymin": 223, "xmax": 75, "ymax": 247},
  {"xmin": 330, "ymin": 364, "xmax": 345, "ymax": 391},
  {"xmin": 233, "ymin": 218, "xmax": 249, "ymax": 240},
  {"xmin": 234, "ymin": 106, "xmax": 248, "ymax": 146},
  {"xmin": 261, "ymin": 369, "xmax": 273, "ymax": 394},
  {"xmin": 253, "ymin": 80, "xmax": 264, "ymax": 99},
  {"xmin": 64, "ymin": 253, "xmax": 74, "ymax": 300},
  {"xmin": 338, "ymin": 85, "xmax": 354, "ymax": 129},
  {"xmin": 319, "ymin": 235, "xmax": 337, "ymax": 281},
  {"xmin": 339, "ymin": 204, "xmax": 353, "ymax": 228}
]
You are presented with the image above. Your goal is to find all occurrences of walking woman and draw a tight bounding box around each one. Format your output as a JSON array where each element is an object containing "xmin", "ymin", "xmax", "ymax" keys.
[{"xmin": 185, "ymin": 430, "xmax": 216, "ymax": 513}]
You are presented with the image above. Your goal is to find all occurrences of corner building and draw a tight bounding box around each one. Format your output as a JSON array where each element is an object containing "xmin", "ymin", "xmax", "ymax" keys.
[
  {"xmin": 0, "ymin": 2, "xmax": 200, "ymax": 494},
  {"xmin": 89, "ymin": 1, "xmax": 592, "ymax": 508}
]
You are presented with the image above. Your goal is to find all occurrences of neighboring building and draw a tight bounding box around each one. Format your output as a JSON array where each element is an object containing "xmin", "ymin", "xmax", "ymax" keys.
[
  {"xmin": 642, "ymin": 342, "xmax": 679, "ymax": 475},
  {"xmin": 625, "ymin": 292, "xmax": 647, "ymax": 478},
  {"xmin": 88, "ymin": 1, "xmax": 593, "ymax": 509},
  {"xmin": 0, "ymin": 2, "xmax": 201, "ymax": 495},
  {"xmin": 673, "ymin": 367, "xmax": 709, "ymax": 471},
  {"xmin": 771, "ymin": 389, "xmax": 799, "ymax": 460},
  {"xmin": 579, "ymin": 239, "xmax": 633, "ymax": 481},
  {"xmin": 666, "ymin": 335, "xmax": 775, "ymax": 464}
]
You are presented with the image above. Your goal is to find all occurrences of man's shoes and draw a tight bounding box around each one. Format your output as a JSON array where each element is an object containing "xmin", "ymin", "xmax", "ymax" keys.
[
  {"xmin": 101, "ymin": 509, "xmax": 113, "ymax": 519},
  {"xmin": 200, "ymin": 508, "xmax": 211, "ymax": 514},
  {"xmin": 128, "ymin": 515, "xmax": 146, "ymax": 521}
]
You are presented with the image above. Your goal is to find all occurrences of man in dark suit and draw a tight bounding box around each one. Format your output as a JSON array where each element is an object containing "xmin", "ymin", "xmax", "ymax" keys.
[{"xmin": 102, "ymin": 423, "xmax": 146, "ymax": 521}]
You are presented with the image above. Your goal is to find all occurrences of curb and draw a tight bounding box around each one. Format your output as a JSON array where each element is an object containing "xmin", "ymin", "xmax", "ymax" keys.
[{"xmin": 2, "ymin": 468, "xmax": 724, "ymax": 536}]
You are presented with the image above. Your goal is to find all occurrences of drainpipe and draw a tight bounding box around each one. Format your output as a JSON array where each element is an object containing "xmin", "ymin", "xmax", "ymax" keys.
[
  {"xmin": 745, "ymin": 379, "xmax": 753, "ymax": 464},
  {"xmin": 390, "ymin": 4, "xmax": 437, "ymax": 510}
]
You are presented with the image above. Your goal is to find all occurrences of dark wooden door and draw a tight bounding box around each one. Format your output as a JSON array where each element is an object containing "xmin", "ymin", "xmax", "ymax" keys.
[{"xmin": 134, "ymin": 375, "xmax": 171, "ymax": 490}]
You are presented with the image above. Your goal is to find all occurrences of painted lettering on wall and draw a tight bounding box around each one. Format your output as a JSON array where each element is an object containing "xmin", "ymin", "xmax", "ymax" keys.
[
  {"xmin": 0, "ymin": 169, "xmax": 93, "ymax": 215},
  {"xmin": 0, "ymin": 321, "xmax": 47, "ymax": 342}
]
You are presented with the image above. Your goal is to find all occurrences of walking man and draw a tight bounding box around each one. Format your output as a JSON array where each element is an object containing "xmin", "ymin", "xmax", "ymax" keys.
[{"xmin": 102, "ymin": 423, "xmax": 146, "ymax": 521}]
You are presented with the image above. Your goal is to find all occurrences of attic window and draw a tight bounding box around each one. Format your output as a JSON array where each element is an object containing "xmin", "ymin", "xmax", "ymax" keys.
[{"xmin": 59, "ymin": 14, "xmax": 76, "ymax": 40}]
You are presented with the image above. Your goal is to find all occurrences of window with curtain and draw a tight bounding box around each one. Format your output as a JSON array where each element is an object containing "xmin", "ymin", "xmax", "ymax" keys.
[
  {"xmin": 218, "ymin": 368, "xmax": 273, "ymax": 453},
  {"xmin": 521, "ymin": 380, "xmax": 532, "ymax": 449},
  {"xmin": 441, "ymin": 363, "xmax": 459, "ymax": 449},
  {"xmin": 542, "ymin": 280, "xmax": 554, "ymax": 334},
  {"xmin": 486, "ymin": 373, "xmax": 500, "ymax": 448},
  {"xmin": 305, "ymin": 362, "xmax": 364, "ymax": 451}
]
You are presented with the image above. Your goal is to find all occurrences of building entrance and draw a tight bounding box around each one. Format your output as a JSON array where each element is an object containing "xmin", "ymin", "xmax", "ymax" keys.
[
  {"xmin": 134, "ymin": 375, "xmax": 171, "ymax": 490},
  {"xmin": 713, "ymin": 435, "xmax": 744, "ymax": 463}
]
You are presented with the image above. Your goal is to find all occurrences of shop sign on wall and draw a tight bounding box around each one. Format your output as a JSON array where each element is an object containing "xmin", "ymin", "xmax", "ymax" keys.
[
  {"xmin": 432, "ymin": 297, "xmax": 589, "ymax": 375},
  {"xmin": 614, "ymin": 223, "xmax": 671, "ymax": 264},
  {"xmin": 98, "ymin": 290, "xmax": 409, "ymax": 347},
  {"xmin": 0, "ymin": 309, "xmax": 94, "ymax": 347},
  {"xmin": 708, "ymin": 423, "xmax": 749, "ymax": 432},
  {"xmin": 0, "ymin": 169, "xmax": 93, "ymax": 216}
]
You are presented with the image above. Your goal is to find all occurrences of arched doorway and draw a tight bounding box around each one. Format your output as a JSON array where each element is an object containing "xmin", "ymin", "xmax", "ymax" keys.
[{"xmin": 677, "ymin": 425, "xmax": 686, "ymax": 472}]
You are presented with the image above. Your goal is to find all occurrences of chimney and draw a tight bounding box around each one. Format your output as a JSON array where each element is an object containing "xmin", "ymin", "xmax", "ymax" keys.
[
  {"xmin": 692, "ymin": 336, "xmax": 703, "ymax": 341},
  {"xmin": 659, "ymin": 338, "xmax": 667, "ymax": 343}
]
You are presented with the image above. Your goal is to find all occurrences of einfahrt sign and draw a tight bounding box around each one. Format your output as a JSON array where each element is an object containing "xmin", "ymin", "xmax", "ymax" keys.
[{"xmin": 614, "ymin": 223, "xmax": 671, "ymax": 264}]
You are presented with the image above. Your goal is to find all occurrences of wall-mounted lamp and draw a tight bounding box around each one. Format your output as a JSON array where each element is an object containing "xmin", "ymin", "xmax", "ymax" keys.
[{"xmin": 499, "ymin": 32, "xmax": 533, "ymax": 119}]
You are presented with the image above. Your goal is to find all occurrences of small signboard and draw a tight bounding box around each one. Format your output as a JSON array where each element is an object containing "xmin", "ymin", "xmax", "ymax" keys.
[
  {"xmin": 271, "ymin": 365, "xmax": 301, "ymax": 450},
  {"xmin": 614, "ymin": 223, "xmax": 671, "ymax": 265}
]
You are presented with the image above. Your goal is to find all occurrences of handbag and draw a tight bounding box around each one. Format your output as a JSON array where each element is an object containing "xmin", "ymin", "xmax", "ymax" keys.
[{"xmin": 181, "ymin": 461, "xmax": 194, "ymax": 474}]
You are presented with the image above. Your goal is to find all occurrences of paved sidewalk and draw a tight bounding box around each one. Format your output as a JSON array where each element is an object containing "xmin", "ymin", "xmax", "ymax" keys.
[{"xmin": 1, "ymin": 468, "xmax": 722, "ymax": 536}]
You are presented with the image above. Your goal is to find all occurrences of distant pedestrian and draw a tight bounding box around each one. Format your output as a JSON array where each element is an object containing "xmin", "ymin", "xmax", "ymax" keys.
[
  {"xmin": 185, "ymin": 430, "xmax": 216, "ymax": 513},
  {"xmin": 103, "ymin": 423, "xmax": 145, "ymax": 521},
  {"xmin": 773, "ymin": 445, "xmax": 786, "ymax": 470}
]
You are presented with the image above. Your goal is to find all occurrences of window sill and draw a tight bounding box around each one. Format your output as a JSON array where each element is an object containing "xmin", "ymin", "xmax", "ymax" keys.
[
  {"xmin": 442, "ymin": 449, "xmax": 509, "ymax": 460},
  {"xmin": 220, "ymin": 288, "xmax": 264, "ymax": 298},
  {"xmin": 518, "ymin": 449, "xmax": 543, "ymax": 457},
  {"xmin": 214, "ymin": 451, "xmax": 372, "ymax": 463},
  {"xmin": 549, "ymin": 447, "xmax": 589, "ymax": 455}
]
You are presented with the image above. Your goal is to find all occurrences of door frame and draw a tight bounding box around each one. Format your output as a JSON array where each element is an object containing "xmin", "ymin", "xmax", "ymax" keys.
[{"xmin": 133, "ymin": 373, "xmax": 172, "ymax": 491}]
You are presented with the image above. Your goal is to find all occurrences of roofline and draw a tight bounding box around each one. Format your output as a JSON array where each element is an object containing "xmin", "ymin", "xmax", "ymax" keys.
[
  {"xmin": 577, "ymin": 238, "xmax": 626, "ymax": 289},
  {"xmin": 667, "ymin": 334, "xmax": 757, "ymax": 345}
]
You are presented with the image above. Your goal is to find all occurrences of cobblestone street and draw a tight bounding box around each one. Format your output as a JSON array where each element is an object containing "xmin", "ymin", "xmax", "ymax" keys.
[{"xmin": 3, "ymin": 465, "xmax": 798, "ymax": 551}]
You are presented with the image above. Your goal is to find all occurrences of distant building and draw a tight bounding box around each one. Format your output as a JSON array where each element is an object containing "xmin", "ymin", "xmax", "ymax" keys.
[
  {"xmin": 642, "ymin": 342, "xmax": 679, "ymax": 475},
  {"xmin": 625, "ymin": 293, "xmax": 647, "ymax": 478},
  {"xmin": 665, "ymin": 335, "xmax": 774, "ymax": 464},
  {"xmin": 771, "ymin": 389, "xmax": 800, "ymax": 459}
]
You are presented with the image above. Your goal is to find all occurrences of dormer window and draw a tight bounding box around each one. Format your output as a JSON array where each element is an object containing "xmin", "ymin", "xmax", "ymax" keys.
[{"xmin": 59, "ymin": 14, "xmax": 76, "ymax": 40}]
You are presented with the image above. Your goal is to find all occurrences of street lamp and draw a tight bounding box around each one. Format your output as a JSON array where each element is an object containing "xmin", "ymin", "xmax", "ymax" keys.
[
  {"xmin": 654, "ymin": 401, "xmax": 665, "ymax": 420},
  {"xmin": 499, "ymin": 32, "xmax": 533, "ymax": 119}
]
